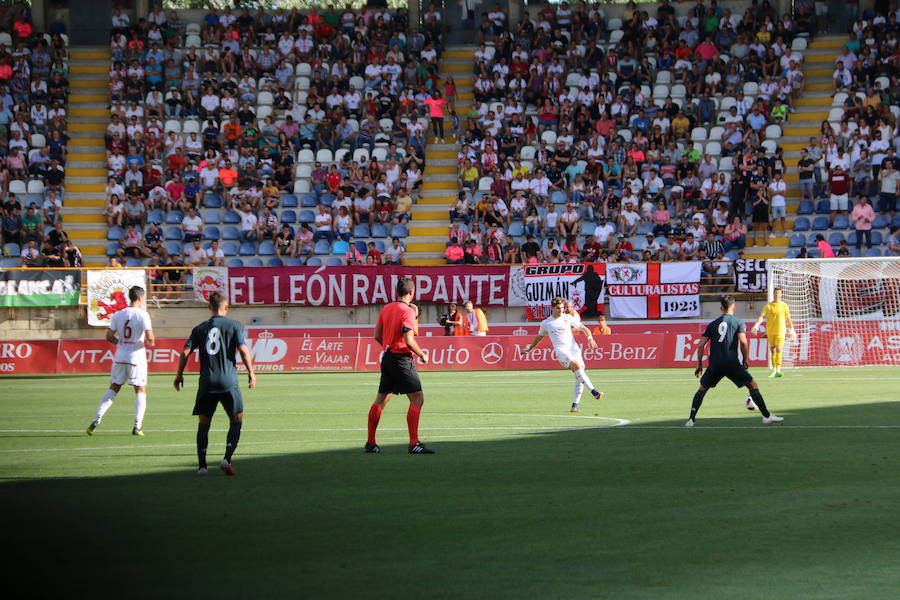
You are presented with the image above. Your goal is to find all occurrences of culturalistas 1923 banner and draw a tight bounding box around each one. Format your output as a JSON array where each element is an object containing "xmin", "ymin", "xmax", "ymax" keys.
[
  {"xmin": 0, "ymin": 269, "xmax": 81, "ymax": 306},
  {"xmin": 606, "ymin": 262, "xmax": 701, "ymax": 319}
]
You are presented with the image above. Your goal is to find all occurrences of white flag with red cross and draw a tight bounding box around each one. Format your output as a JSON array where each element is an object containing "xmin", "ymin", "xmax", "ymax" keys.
[{"xmin": 606, "ymin": 262, "xmax": 701, "ymax": 319}]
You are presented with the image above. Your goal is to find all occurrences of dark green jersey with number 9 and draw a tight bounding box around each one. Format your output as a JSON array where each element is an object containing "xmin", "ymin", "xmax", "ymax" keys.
[
  {"xmin": 703, "ymin": 314, "xmax": 744, "ymax": 367},
  {"xmin": 185, "ymin": 315, "xmax": 246, "ymax": 393}
]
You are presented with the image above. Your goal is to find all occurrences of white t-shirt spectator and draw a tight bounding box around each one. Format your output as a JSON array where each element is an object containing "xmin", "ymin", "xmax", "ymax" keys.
[{"xmin": 182, "ymin": 214, "xmax": 203, "ymax": 234}]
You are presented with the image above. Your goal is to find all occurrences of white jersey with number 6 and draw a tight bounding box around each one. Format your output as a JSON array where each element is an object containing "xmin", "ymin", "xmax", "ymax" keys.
[{"xmin": 110, "ymin": 307, "xmax": 153, "ymax": 365}]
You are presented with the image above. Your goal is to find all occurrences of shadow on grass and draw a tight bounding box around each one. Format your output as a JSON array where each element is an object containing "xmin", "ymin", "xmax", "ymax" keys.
[{"xmin": 4, "ymin": 401, "xmax": 900, "ymax": 599}]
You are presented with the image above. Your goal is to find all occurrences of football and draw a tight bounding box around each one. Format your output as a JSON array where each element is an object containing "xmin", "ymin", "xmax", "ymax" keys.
[{"xmin": 744, "ymin": 396, "xmax": 757, "ymax": 411}]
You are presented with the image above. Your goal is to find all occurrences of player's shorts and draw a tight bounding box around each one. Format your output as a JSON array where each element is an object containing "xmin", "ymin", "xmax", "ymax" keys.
[
  {"xmin": 378, "ymin": 351, "xmax": 422, "ymax": 395},
  {"xmin": 110, "ymin": 362, "xmax": 147, "ymax": 387},
  {"xmin": 192, "ymin": 387, "xmax": 244, "ymax": 418},
  {"xmin": 767, "ymin": 335, "xmax": 785, "ymax": 348},
  {"xmin": 700, "ymin": 364, "xmax": 753, "ymax": 389},
  {"xmin": 829, "ymin": 193, "xmax": 849, "ymax": 211},
  {"xmin": 555, "ymin": 345, "xmax": 583, "ymax": 369}
]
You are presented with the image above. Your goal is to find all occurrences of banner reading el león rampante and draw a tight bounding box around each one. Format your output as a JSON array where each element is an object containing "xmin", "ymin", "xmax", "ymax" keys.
[
  {"xmin": 87, "ymin": 270, "xmax": 147, "ymax": 326},
  {"xmin": 227, "ymin": 265, "xmax": 510, "ymax": 306},
  {"xmin": 606, "ymin": 262, "xmax": 701, "ymax": 319},
  {"xmin": 0, "ymin": 269, "xmax": 81, "ymax": 306},
  {"xmin": 507, "ymin": 263, "xmax": 607, "ymax": 319}
]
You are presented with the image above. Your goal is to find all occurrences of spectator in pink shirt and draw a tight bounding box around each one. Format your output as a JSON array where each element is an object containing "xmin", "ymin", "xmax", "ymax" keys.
[
  {"xmin": 851, "ymin": 195, "xmax": 875, "ymax": 250},
  {"xmin": 423, "ymin": 90, "xmax": 448, "ymax": 143},
  {"xmin": 445, "ymin": 237, "xmax": 464, "ymax": 264},
  {"xmin": 815, "ymin": 234, "xmax": 835, "ymax": 258}
]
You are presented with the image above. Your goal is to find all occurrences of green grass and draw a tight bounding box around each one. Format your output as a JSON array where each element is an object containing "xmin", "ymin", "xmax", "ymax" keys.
[{"xmin": 2, "ymin": 368, "xmax": 900, "ymax": 599}]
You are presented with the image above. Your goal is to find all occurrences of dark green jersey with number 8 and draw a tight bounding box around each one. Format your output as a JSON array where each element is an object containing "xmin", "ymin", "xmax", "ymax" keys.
[
  {"xmin": 703, "ymin": 314, "xmax": 744, "ymax": 367},
  {"xmin": 185, "ymin": 315, "xmax": 246, "ymax": 393}
]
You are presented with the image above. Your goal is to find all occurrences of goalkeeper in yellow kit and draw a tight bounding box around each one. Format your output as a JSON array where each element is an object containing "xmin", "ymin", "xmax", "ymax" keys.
[{"xmin": 751, "ymin": 287, "xmax": 796, "ymax": 378}]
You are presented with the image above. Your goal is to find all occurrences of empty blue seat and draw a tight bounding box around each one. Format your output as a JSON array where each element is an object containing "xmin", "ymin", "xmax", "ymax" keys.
[
  {"xmin": 789, "ymin": 233, "xmax": 806, "ymax": 248},
  {"xmin": 828, "ymin": 232, "xmax": 845, "ymax": 245},
  {"xmin": 203, "ymin": 194, "xmax": 222, "ymax": 208},
  {"xmin": 164, "ymin": 241, "xmax": 182, "ymax": 255},
  {"xmin": 203, "ymin": 226, "xmax": 220, "ymax": 240},
  {"xmin": 797, "ymin": 201, "xmax": 814, "ymax": 215},
  {"xmin": 325, "ymin": 257, "xmax": 343, "ymax": 266},
  {"xmin": 793, "ymin": 217, "xmax": 810, "ymax": 231},
  {"xmin": 815, "ymin": 200, "xmax": 830, "ymax": 214},
  {"xmin": 107, "ymin": 226, "xmax": 124, "ymax": 240},
  {"xmin": 281, "ymin": 210, "xmax": 297, "ymax": 223},
  {"xmin": 390, "ymin": 224, "xmax": 408, "ymax": 238},
  {"xmin": 286, "ymin": 257, "xmax": 304, "ymax": 266},
  {"xmin": 267, "ymin": 257, "xmax": 284, "ymax": 267},
  {"xmin": 871, "ymin": 231, "xmax": 884, "ymax": 245},
  {"xmin": 872, "ymin": 214, "xmax": 888, "ymax": 229},
  {"xmin": 3, "ymin": 242, "xmax": 20, "ymax": 256},
  {"xmin": 509, "ymin": 222, "xmax": 524, "ymax": 236},
  {"xmin": 833, "ymin": 214, "xmax": 849, "ymax": 229},
  {"xmin": 371, "ymin": 224, "xmax": 388, "ymax": 238},
  {"xmin": 281, "ymin": 194, "xmax": 298, "ymax": 208},
  {"xmin": 247, "ymin": 258, "xmax": 265, "ymax": 267},
  {"xmin": 222, "ymin": 226, "xmax": 240, "ymax": 240},
  {"xmin": 866, "ymin": 248, "xmax": 882, "ymax": 257},
  {"xmin": 808, "ymin": 248, "xmax": 820, "ymax": 257},
  {"xmin": 258, "ymin": 240, "xmax": 275, "ymax": 255},
  {"xmin": 353, "ymin": 224, "xmax": 370, "ymax": 237},
  {"xmin": 848, "ymin": 248, "xmax": 861, "ymax": 257},
  {"xmin": 892, "ymin": 214, "xmax": 900, "ymax": 228},
  {"xmin": 204, "ymin": 211, "xmax": 221, "ymax": 224},
  {"xmin": 724, "ymin": 249, "xmax": 740, "ymax": 260},
  {"xmin": 125, "ymin": 258, "xmax": 143, "ymax": 267},
  {"xmin": 320, "ymin": 194, "xmax": 336, "ymax": 207},
  {"xmin": 239, "ymin": 241, "xmax": 256, "ymax": 256},
  {"xmin": 166, "ymin": 210, "xmax": 183, "ymax": 224},
  {"xmin": 222, "ymin": 241, "xmax": 238, "ymax": 256},
  {"xmin": 223, "ymin": 211, "xmax": 241, "ymax": 224},
  {"xmin": 811, "ymin": 216, "xmax": 829, "ymax": 230},
  {"xmin": 148, "ymin": 209, "xmax": 164, "ymax": 223},
  {"xmin": 354, "ymin": 240, "xmax": 367, "ymax": 254},
  {"xmin": 332, "ymin": 240, "xmax": 349, "ymax": 255},
  {"xmin": 306, "ymin": 257, "xmax": 323, "ymax": 266},
  {"xmin": 314, "ymin": 240, "xmax": 331, "ymax": 254},
  {"xmin": 0, "ymin": 258, "xmax": 20, "ymax": 268},
  {"xmin": 106, "ymin": 242, "xmax": 119, "ymax": 256},
  {"xmin": 165, "ymin": 226, "xmax": 182, "ymax": 240},
  {"xmin": 551, "ymin": 190, "xmax": 568, "ymax": 204},
  {"xmin": 807, "ymin": 233, "xmax": 820, "ymax": 247},
  {"xmin": 226, "ymin": 258, "xmax": 244, "ymax": 267},
  {"xmin": 373, "ymin": 240, "xmax": 386, "ymax": 252},
  {"xmin": 299, "ymin": 210, "xmax": 315, "ymax": 223},
  {"xmin": 784, "ymin": 249, "xmax": 800, "ymax": 259},
  {"xmin": 300, "ymin": 194, "xmax": 317, "ymax": 207}
]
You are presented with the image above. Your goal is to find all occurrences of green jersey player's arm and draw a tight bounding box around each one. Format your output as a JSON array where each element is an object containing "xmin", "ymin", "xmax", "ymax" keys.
[{"xmin": 694, "ymin": 335, "xmax": 710, "ymax": 378}]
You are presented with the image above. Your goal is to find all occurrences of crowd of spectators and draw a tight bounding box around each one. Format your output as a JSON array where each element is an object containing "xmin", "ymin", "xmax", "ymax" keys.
[
  {"xmin": 104, "ymin": 2, "xmax": 447, "ymax": 268},
  {"xmin": 0, "ymin": 4, "xmax": 78, "ymax": 267},
  {"xmin": 444, "ymin": 0, "xmax": 859, "ymax": 270}
]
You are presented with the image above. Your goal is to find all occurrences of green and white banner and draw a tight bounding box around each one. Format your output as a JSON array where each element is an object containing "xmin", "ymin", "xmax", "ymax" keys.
[{"xmin": 0, "ymin": 269, "xmax": 81, "ymax": 307}]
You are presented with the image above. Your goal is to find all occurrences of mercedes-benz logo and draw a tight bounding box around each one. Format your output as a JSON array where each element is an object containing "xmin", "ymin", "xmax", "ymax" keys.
[{"xmin": 481, "ymin": 342, "xmax": 503, "ymax": 365}]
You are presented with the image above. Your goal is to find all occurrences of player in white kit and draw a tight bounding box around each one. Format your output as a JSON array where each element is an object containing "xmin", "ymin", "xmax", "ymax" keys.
[
  {"xmin": 86, "ymin": 286, "xmax": 155, "ymax": 436},
  {"xmin": 522, "ymin": 296, "xmax": 604, "ymax": 412}
]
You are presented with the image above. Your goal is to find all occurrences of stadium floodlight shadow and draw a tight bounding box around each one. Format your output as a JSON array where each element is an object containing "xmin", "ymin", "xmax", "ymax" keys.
[{"xmin": 2, "ymin": 374, "xmax": 900, "ymax": 598}]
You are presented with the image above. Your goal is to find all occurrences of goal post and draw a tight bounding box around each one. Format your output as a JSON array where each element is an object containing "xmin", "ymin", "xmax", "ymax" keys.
[{"xmin": 765, "ymin": 257, "xmax": 900, "ymax": 368}]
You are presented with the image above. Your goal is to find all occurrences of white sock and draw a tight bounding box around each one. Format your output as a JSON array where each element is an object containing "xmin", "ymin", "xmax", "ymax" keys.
[
  {"xmin": 573, "ymin": 380, "xmax": 584, "ymax": 405},
  {"xmin": 95, "ymin": 390, "xmax": 116, "ymax": 422},
  {"xmin": 134, "ymin": 392, "xmax": 147, "ymax": 429},
  {"xmin": 575, "ymin": 369, "xmax": 595, "ymax": 392}
]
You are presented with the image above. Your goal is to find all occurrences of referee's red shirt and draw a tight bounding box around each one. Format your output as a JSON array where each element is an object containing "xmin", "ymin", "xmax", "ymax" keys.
[{"xmin": 378, "ymin": 302, "xmax": 417, "ymax": 354}]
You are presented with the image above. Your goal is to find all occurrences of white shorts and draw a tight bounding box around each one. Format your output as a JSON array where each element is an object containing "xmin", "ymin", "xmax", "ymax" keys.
[
  {"xmin": 471, "ymin": 331, "xmax": 486, "ymax": 337},
  {"xmin": 830, "ymin": 193, "xmax": 849, "ymax": 211},
  {"xmin": 555, "ymin": 345, "xmax": 583, "ymax": 369},
  {"xmin": 110, "ymin": 362, "xmax": 147, "ymax": 387}
]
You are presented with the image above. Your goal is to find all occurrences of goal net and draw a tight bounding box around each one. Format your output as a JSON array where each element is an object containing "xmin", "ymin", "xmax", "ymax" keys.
[{"xmin": 766, "ymin": 258, "xmax": 900, "ymax": 368}]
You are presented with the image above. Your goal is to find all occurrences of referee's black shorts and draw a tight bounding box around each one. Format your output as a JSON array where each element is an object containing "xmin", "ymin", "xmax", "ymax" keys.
[
  {"xmin": 378, "ymin": 351, "xmax": 422, "ymax": 395},
  {"xmin": 700, "ymin": 363, "xmax": 753, "ymax": 389}
]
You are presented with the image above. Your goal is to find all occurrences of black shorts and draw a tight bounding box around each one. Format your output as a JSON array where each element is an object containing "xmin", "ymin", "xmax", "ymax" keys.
[
  {"xmin": 378, "ymin": 352, "xmax": 422, "ymax": 395},
  {"xmin": 701, "ymin": 364, "xmax": 753, "ymax": 389},
  {"xmin": 193, "ymin": 388, "xmax": 244, "ymax": 418}
]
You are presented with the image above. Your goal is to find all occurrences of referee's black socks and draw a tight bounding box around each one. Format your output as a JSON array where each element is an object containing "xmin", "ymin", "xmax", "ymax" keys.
[{"xmin": 749, "ymin": 388, "xmax": 770, "ymax": 418}]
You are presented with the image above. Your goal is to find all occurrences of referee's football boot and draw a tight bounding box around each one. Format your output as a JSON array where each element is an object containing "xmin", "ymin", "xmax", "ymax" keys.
[
  {"xmin": 364, "ymin": 443, "xmax": 382, "ymax": 453},
  {"xmin": 408, "ymin": 442, "xmax": 435, "ymax": 454}
]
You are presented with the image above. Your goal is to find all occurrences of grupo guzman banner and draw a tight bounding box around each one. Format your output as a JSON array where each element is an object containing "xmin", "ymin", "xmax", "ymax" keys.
[
  {"xmin": 87, "ymin": 270, "xmax": 147, "ymax": 326},
  {"xmin": 606, "ymin": 262, "xmax": 701, "ymax": 319},
  {"xmin": 227, "ymin": 265, "xmax": 510, "ymax": 306},
  {"xmin": 507, "ymin": 263, "xmax": 607, "ymax": 320},
  {"xmin": 0, "ymin": 269, "xmax": 81, "ymax": 307}
]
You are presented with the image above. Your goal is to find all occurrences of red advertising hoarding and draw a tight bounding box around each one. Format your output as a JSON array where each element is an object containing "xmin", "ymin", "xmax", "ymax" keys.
[{"xmin": 0, "ymin": 340, "xmax": 59, "ymax": 374}]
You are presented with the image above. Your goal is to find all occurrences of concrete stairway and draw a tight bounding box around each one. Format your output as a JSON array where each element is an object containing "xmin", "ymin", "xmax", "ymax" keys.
[
  {"xmin": 405, "ymin": 45, "xmax": 475, "ymax": 266},
  {"xmin": 742, "ymin": 34, "xmax": 845, "ymax": 259},
  {"xmin": 64, "ymin": 46, "xmax": 111, "ymax": 266}
]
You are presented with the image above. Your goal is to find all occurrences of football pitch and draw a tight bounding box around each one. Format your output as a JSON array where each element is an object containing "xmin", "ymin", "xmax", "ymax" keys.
[{"xmin": 2, "ymin": 368, "xmax": 899, "ymax": 599}]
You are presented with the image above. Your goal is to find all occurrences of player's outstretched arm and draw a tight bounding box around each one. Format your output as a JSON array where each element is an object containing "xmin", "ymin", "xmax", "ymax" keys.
[
  {"xmin": 522, "ymin": 334, "xmax": 544, "ymax": 355},
  {"xmin": 751, "ymin": 311, "xmax": 765, "ymax": 334},
  {"xmin": 694, "ymin": 336, "xmax": 709, "ymax": 377},
  {"xmin": 173, "ymin": 346, "xmax": 191, "ymax": 391},
  {"xmin": 238, "ymin": 344, "xmax": 257, "ymax": 388},
  {"xmin": 577, "ymin": 324, "xmax": 598, "ymax": 349},
  {"xmin": 403, "ymin": 330, "xmax": 428, "ymax": 364}
]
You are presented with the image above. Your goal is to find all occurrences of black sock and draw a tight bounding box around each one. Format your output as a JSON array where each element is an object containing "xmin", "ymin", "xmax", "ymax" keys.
[
  {"xmin": 197, "ymin": 422, "xmax": 211, "ymax": 469},
  {"xmin": 749, "ymin": 388, "xmax": 770, "ymax": 418},
  {"xmin": 689, "ymin": 389, "xmax": 706, "ymax": 421},
  {"xmin": 224, "ymin": 420, "xmax": 242, "ymax": 463}
]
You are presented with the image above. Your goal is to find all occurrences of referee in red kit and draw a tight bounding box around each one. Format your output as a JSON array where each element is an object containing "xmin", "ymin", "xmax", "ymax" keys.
[{"xmin": 365, "ymin": 278, "xmax": 434, "ymax": 454}]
